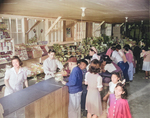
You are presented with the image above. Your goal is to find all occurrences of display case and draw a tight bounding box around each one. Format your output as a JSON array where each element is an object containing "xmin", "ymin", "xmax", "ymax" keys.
[{"xmin": 0, "ymin": 38, "xmax": 15, "ymax": 86}]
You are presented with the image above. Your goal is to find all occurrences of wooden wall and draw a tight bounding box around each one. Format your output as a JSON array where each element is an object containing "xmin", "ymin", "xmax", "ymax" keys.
[{"xmin": 25, "ymin": 86, "xmax": 69, "ymax": 118}]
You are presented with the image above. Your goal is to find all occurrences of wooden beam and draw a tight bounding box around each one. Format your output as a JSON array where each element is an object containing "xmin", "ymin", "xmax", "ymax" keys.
[
  {"xmin": 45, "ymin": 16, "xmax": 61, "ymax": 36},
  {"xmin": 93, "ymin": 21, "xmax": 105, "ymax": 33},
  {"xmin": 63, "ymin": 20, "xmax": 66, "ymax": 42},
  {"xmin": 24, "ymin": 18, "xmax": 28, "ymax": 43},
  {"xmin": 26, "ymin": 21, "xmax": 41, "ymax": 34}
]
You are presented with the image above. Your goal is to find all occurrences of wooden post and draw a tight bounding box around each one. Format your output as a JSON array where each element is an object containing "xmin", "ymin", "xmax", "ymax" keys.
[
  {"xmin": 63, "ymin": 20, "xmax": 66, "ymax": 42},
  {"xmin": 24, "ymin": 18, "xmax": 28, "ymax": 43},
  {"xmin": 45, "ymin": 19, "xmax": 49, "ymax": 43}
]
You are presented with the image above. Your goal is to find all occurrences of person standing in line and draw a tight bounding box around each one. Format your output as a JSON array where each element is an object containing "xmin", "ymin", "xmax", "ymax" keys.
[
  {"xmin": 140, "ymin": 47, "xmax": 150, "ymax": 79},
  {"xmin": 124, "ymin": 47, "xmax": 134, "ymax": 82},
  {"xmin": 61, "ymin": 57, "xmax": 83, "ymax": 118},
  {"xmin": 106, "ymin": 43, "xmax": 116, "ymax": 57},
  {"xmin": 108, "ymin": 83, "xmax": 132, "ymax": 118},
  {"xmin": 111, "ymin": 46, "xmax": 127, "ymax": 82},
  {"xmin": 43, "ymin": 49, "xmax": 63, "ymax": 80},
  {"xmin": 89, "ymin": 47, "xmax": 100, "ymax": 61},
  {"xmin": 133, "ymin": 43, "xmax": 141, "ymax": 73},
  {"xmin": 85, "ymin": 59, "xmax": 103, "ymax": 118},
  {"xmin": 115, "ymin": 45, "xmax": 129, "ymax": 82},
  {"xmin": 77, "ymin": 59, "xmax": 88, "ymax": 115},
  {"xmin": 4, "ymin": 56, "xmax": 28, "ymax": 96}
]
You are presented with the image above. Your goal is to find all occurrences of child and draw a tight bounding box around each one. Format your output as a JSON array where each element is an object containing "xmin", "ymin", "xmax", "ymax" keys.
[
  {"xmin": 108, "ymin": 83, "xmax": 132, "ymax": 118},
  {"xmin": 140, "ymin": 47, "xmax": 150, "ymax": 79},
  {"xmin": 124, "ymin": 47, "xmax": 134, "ymax": 82},
  {"xmin": 103, "ymin": 72, "xmax": 121, "ymax": 101},
  {"xmin": 85, "ymin": 59, "xmax": 103, "ymax": 118}
]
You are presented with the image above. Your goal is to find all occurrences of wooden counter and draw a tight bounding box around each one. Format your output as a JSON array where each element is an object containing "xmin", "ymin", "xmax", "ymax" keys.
[{"xmin": 0, "ymin": 78, "xmax": 69, "ymax": 118}]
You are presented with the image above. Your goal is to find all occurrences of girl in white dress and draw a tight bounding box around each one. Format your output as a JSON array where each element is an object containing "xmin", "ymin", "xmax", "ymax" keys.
[
  {"xmin": 103, "ymin": 72, "xmax": 121, "ymax": 101},
  {"xmin": 4, "ymin": 56, "xmax": 28, "ymax": 96}
]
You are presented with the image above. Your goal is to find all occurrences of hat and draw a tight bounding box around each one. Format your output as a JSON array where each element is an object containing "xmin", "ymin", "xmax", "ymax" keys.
[
  {"xmin": 67, "ymin": 57, "xmax": 77, "ymax": 62},
  {"xmin": 90, "ymin": 47, "xmax": 97, "ymax": 54}
]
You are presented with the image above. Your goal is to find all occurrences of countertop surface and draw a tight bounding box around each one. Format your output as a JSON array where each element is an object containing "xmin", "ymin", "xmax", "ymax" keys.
[{"xmin": 0, "ymin": 78, "xmax": 64, "ymax": 116}]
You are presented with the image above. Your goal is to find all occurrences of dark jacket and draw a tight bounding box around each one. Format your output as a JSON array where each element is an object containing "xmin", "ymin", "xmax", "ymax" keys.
[{"xmin": 66, "ymin": 66, "xmax": 83, "ymax": 93}]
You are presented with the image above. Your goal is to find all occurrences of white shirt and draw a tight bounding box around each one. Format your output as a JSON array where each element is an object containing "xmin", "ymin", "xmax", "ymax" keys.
[
  {"xmin": 111, "ymin": 50, "xmax": 123, "ymax": 64},
  {"xmin": 4, "ymin": 67, "xmax": 27, "ymax": 96},
  {"xmin": 118, "ymin": 49, "xmax": 127, "ymax": 63},
  {"xmin": 43, "ymin": 58, "xmax": 63, "ymax": 80},
  {"xmin": 109, "ymin": 82, "xmax": 117, "ymax": 93},
  {"xmin": 91, "ymin": 54, "xmax": 100, "ymax": 61},
  {"xmin": 104, "ymin": 63, "xmax": 116, "ymax": 73}
]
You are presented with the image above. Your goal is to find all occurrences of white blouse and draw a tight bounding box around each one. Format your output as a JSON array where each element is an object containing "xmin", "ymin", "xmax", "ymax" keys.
[
  {"xmin": 111, "ymin": 50, "xmax": 123, "ymax": 64},
  {"xmin": 91, "ymin": 54, "xmax": 100, "ymax": 61},
  {"xmin": 4, "ymin": 67, "xmax": 27, "ymax": 96},
  {"xmin": 109, "ymin": 82, "xmax": 117, "ymax": 93},
  {"xmin": 43, "ymin": 58, "xmax": 63, "ymax": 80},
  {"xmin": 104, "ymin": 63, "xmax": 116, "ymax": 73}
]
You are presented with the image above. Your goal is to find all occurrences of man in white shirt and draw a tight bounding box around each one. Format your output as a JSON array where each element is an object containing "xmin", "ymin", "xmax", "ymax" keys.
[
  {"xmin": 43, "ymin": 49, "xmax": 63, "ymax": 80},
  {"xmin": 111, "ymin": 45, "xmax": 129, "ymax": 82}
]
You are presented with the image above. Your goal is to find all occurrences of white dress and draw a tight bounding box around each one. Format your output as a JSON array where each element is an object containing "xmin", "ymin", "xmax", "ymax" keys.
[
  {"xmin": 104, "ymin": 63, "xmax": 117, "ymax": 73},
  {"xmin": 109, "ymin": 82, "xmax": 117, "ymax": 94},
  {"xmin": 107, "ymin": 82, "xmax": 118, "ymax": 112},
  {"xmin": 4, "ymin": 67, "xmax": 27, "ymax": 96}
]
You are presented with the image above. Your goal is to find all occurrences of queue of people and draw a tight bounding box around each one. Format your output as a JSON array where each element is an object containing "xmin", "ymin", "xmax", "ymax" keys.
[{"xmin": 3, "ymin": 43, "xmax": 149, "ymax": 118}]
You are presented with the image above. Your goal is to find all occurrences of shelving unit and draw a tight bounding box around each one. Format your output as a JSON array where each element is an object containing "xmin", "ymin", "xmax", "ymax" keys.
[{"xmin": 0, "ymin": 38, "xmax": 15, "ymax": 86}]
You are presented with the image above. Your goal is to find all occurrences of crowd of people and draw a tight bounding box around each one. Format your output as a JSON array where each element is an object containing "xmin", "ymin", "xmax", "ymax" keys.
[{"xmin": 3, "ymin": 42, "xmax": 150, "ymax": 118}]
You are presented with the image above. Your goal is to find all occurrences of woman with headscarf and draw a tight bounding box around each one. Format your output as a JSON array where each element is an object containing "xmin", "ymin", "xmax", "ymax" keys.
[{"xmin": 89, "ymin": 47, "xmax": 100, "ymax": 61}]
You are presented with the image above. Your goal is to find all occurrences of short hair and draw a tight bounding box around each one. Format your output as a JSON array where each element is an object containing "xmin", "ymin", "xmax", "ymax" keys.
[
  {"xmin": 115, "ymin": 83, "xmax": 128, "ymax": 99},
  {"xmin": 111, "ymin": 72, "xmax": 120, "ymax": 78},
  {"xmin": 142, "ymin": 46, "xmax": 148, "ymax": 51},
  {"xmin": 48, "ymin": 49, "xmax": 56, "ymax": 53},
  {"xmin": 11, "ymin": 56, "xmax": 23, "ymax": 66},
  {"xmin": 78, "ymin": 59, "xmax": 88, "ymax": 65},
  {"xmin": 123, "ymin": 44, "xmax": 131, "ymax": 50},
  {"xmin": 111, "ymin": 45, "xmax": 116, "ymax": 50},
  {"xmin": 124, "ymin": 47, "xmax": 129, "ymax": 51},
  {"xmin": 89, "ymin": 59, "xmax": 100, "ymax": 74},
  {"xmin": 100, "ymin": 55, "xmax": 112, "ymax": 64},
  {"xmin": 116, "ymin": 44, "xmax": 121, "ymax": 50}
]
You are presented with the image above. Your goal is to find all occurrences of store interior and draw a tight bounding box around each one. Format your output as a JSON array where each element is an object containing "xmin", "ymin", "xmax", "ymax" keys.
[{"xmin": 0, "ymin": 0, "xmax": 149, "ymax": 118}]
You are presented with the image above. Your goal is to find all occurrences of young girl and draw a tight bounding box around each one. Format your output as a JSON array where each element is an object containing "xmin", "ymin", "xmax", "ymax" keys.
[
  {"xmin": 108, "ymin": 83, "xmax": 132, "ymax": 118},
  {"xmin": 140, "ymin": 47, "xmax": 150, "ymax": 79},
  {"xmin": 4, "ymin": 56, "xmax": 28, "ymax": 96},
  {"xmin": 103, "ymin": 72, "xmax": 121, "ymax": 101},
  {"xmin": 85, "ymin": 59, "xmax": 103, "ymax": 118}
]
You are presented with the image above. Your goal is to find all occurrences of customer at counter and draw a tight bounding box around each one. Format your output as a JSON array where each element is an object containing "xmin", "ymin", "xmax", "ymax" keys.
[
  {"xmin": 43, "ymin": 49, "xmax": 63, "ymax": 80},
  {"xmin": 4, "ymin": 56, "xmax": 28, "ymax": 96},
  {"xmin": 77, "ymin": 59, "xmax": 88, "ymax": 112},
  {"xmin": 61, "ymin": 57, "xmax": 83, "ymax": 118}
]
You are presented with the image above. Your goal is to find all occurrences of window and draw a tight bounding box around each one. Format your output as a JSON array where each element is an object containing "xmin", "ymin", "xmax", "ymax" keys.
[{"xmin": 2, "ymin": 18, "xmax": 24, "ymax": 44}]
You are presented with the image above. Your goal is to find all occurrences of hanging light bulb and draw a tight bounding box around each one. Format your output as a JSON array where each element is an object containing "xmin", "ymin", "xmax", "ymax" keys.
[
  {"xmin": 125, "ymin": 17, "xmax": 128, "ymax": 22},
  {"xmin": 80, "ymin": 7, "xmax": 86, "ymax": 17}
]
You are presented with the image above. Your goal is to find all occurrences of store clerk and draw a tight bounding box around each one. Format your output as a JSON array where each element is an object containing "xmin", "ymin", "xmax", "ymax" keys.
[
  {"xmin": 4, "ymin": 56, "xmax": 28, "ymax": 96},
  {"xmin": 43, "ymin": 49, "xmax": 63, "ymax": 80}
]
